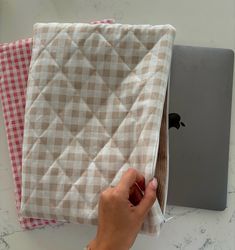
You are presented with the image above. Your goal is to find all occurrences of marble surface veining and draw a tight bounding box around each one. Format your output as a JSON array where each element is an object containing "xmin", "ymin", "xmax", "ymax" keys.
[{"xmin": 0, "ymin": 0, "xmax": 235, "ymax": 249}]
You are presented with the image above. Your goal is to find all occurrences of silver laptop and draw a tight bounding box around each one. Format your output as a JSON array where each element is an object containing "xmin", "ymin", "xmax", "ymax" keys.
[{"xmin": 167, "ymin": 45, "xmax": 234, "ymax": 210}]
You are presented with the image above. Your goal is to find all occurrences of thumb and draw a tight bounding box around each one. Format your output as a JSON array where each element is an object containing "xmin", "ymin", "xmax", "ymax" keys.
[{"xmin": 136, "ymin": 178, "xmax": 157, "ymax": 217}]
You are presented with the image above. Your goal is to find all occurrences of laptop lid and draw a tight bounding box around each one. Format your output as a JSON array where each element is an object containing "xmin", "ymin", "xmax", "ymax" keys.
[{"xmin": 167, "ymin": 45, "xmax": 234, "ymax": 210}]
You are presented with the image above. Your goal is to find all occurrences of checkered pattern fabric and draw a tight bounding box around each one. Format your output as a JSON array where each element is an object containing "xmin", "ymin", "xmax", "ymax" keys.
[
  {"xmin": 0, "ymin": 19, "xmax": 114, "ymax": 229},
  {"xmin": 20, "ymin": 23, "xmax": 175, "ymax": 234},
  {"xmin": 0, "ymin": 38, "xmax": 57, "ymax": 229}
]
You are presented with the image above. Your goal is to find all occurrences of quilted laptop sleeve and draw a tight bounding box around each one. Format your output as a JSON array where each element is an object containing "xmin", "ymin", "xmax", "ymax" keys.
[{"xmin": 20, "ymin": 23, "xmax": 175, "ymax": 234}]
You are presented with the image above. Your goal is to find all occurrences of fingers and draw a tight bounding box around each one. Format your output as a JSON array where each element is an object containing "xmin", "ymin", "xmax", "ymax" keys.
[
  {"xmin": 136, "ymin": 178, "xmax": 157, "ymax": 217},
  {"xmin": 117, "ymin": 168, "xmax": 145, "ymax": 194}
]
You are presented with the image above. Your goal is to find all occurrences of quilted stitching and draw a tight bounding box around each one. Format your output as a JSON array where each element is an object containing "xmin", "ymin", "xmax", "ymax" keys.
[{"xmin": 21, "ymin": 23, "xmax": 175, "ymax": 234}]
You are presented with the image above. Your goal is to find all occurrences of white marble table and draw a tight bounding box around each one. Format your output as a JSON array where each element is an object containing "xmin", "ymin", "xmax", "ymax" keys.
[{"xmin": 0, "ymin": 0, "xmax": 235, "ymax": 249}]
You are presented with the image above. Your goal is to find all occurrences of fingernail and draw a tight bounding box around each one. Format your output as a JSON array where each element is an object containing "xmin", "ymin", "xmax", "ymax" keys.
[{"xmin": 151, "ymin": 178, "xmax": 158, "ymax": 190}]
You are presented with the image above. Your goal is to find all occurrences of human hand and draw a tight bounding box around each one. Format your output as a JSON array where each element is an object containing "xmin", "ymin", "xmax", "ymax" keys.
[{"xmin": 88, "ymin": 168, "xmax": 157, "ymax": 250}]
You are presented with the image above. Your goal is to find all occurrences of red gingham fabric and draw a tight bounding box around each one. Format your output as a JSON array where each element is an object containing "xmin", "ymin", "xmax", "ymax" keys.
[
  {"xmin": 0, "ymin": 38, "xmax": 57, "ymax": 229},
  {"xmin": 0, "ymin": 19, "xmax": 114, "ymax": 229}
]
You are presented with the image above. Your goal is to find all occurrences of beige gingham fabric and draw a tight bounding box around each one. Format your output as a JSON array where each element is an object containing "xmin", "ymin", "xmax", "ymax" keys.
[{"xmin": 20, "ymin": 23, "xmax": 175, "ymax": 234}]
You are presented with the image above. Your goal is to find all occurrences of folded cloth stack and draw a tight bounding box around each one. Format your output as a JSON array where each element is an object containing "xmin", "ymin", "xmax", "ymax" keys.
[
  {"xmin": 0, "ymin": 20, "xmax": 175, "ymax": 234},
  {"xmin": 0, "ymin": 19, "xmax": 114, "ymax": 229}
]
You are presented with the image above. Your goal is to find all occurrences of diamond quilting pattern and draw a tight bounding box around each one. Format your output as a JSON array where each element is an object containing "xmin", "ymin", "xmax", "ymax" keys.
[
  {"xmin": 114, "ymin": 72, "xmax": 146, "ymax": 110},
  {"xmin": 78, "ymin": 71, "xmax": 111, "ymax": 113},
  {"xmin": 114, "ymin": 30, "xmax": 149, "ymax": 70},
  {"xmin": 81, "ymin": 36, "xmax": 132, "ymax": 92},
  {"xmin": 47, "ymin": 32, "xmax": 78, "ymax": 67},
  {"xmin": 61, "ymin": 50, "xmax": 95, "ymax": 89},
  {"xmin": 21, "ymin": 23, "xmax": 176, "ymax": 234},
  {"xmin": 76, "ymin": 115, "xmax": 111, "ymax": 159}
]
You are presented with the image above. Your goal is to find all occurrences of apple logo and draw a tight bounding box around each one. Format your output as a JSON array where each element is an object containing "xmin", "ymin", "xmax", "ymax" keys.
[{"xmin": 169, "ymin": 113, "xmax": 186, "ymax": 129}]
